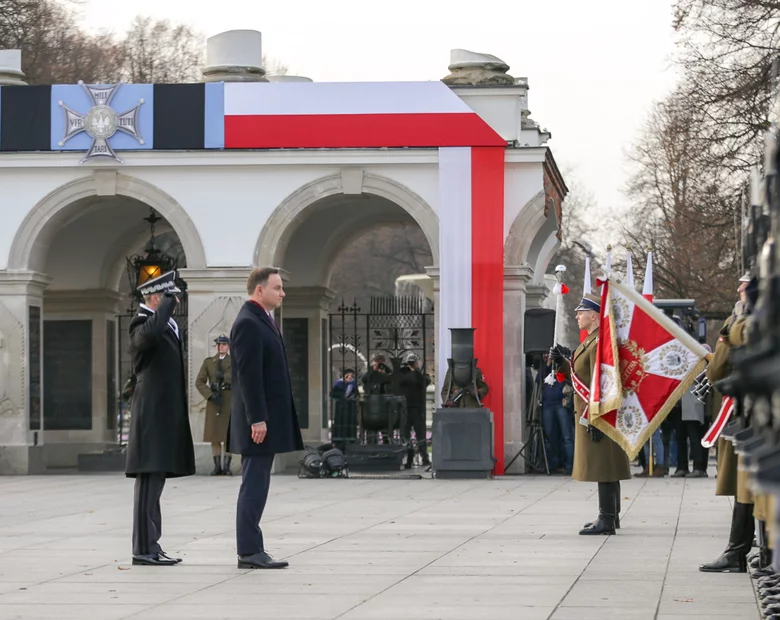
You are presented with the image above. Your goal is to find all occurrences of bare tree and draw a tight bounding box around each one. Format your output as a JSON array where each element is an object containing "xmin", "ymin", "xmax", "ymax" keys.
[
  {"xmin": 263, "ymin": 55, "xmax": 289, "ymax": 77},
  {"xmin": 673, "ymin": 0, "xmax": 780, "ymax": 170},
  {"xmin": 0, "ymin": 0, "xmax": 125, "ymax": 84},
  {"xmin": 329, "ymin": 223, "xmax": 433, "ymax": 306},
  {"xmin": 621, "ymin": 90, "xmax": 740, "ymax": 316},
  {"xmin": 119, "ymin": 16, "xmax": 203, "ymax": 83}
]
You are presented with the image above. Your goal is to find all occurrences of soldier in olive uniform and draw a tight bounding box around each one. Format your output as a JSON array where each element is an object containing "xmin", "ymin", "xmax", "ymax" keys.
[
  {"xmin": 440, "ymin": 366, "xmax": 489, "ymax": 408},
  {"xmin": 557, "ymin": 293, "xmax": 631, "ymax": 536},
  {"xmin": 196, "ymin": 335, "xmax": 233, "ymax": 476},
  {"xmin": 699, "ymin": 273, "xmax": 755, "ymax": 573}
]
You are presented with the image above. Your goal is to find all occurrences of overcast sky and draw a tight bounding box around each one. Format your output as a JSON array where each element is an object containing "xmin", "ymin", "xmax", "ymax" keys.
[{"xmin": 77, "ymin": 0, "xmax": 680, "ymax": 218}]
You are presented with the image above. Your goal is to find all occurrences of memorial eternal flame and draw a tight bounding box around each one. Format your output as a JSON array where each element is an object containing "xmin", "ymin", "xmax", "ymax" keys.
[{"xmin": 0, "ymin": 30, "xmax": 566, "ymax": 476}]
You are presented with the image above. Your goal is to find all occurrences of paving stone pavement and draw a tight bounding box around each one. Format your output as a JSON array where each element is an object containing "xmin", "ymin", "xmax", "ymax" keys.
[{"xmin": 0, "ymin": 471, "xmax": 762, "ymax": 619}]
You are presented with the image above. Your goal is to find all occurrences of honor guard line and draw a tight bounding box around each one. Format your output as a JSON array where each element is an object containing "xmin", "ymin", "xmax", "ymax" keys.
[{"xmin": 0, "ymin": 32, "xmax": 566, "ymax": 476}]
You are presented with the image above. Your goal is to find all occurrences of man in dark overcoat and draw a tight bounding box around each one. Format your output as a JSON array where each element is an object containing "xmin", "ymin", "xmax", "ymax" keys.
[
  {"xmin": 125, "ymin": 270, "xmax": 195, "ymax": 566},
  {"xmin": 229, "ymin": 267, "xmax": 304, "ymax": 569}
]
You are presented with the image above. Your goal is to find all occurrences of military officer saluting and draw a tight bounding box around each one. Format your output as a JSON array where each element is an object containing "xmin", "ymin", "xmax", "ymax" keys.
[
  {"xmin": 196, "ymin": 335, "xmax": 234, "ymax": 476},
  {"xmin": 556, "ymin": 293, "xmax": 631, "ymax": 535},
  {"xmin": 125, "ymin": 270, "xmax": 195, "ymax": 566}
]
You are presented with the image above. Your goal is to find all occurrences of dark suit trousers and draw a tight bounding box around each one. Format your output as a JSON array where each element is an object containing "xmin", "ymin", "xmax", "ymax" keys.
[
  {"xmin": 132, "ymin": 473, "xmax": 166, "ymax": 556},
  {"xmin": 236, "ymin": 453, "xmax": 274, "ymax": 556}
]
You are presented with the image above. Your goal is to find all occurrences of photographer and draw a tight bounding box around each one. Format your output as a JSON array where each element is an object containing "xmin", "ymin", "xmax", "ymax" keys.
[
  {"xmin": 396, "ymin": 354, "xmax": 432, "ymax": 468},
  {"xmin": 361, "ymin": 354, "xmax": 392, "ymax": 395},
  {"xmin": 330, "ymin": 368, "xmax": 358, "ymax": 450},
  {"xmin": 195, "ymin": 335, "xmax": 233, "ymax": 476}
]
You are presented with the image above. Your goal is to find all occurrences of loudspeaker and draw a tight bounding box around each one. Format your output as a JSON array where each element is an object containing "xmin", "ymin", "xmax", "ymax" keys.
[
  {"xmin": 524, "ymin": 308, "xmax": 556, "ymax": 353},
  {"xmin": 449, "ymin": 328, "xmax": 476, "ymax": 388}
]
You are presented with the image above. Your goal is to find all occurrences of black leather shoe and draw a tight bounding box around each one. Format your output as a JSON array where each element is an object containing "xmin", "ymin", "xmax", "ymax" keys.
[
  {"xmin": 699, "ymin": 551, "xmax": 747, "ymax": 573},
  {"xmin": 237, "ymin": 551, "xmax": 289, "ymax": 569},
  {"xmin": 671, "ymin": 469, "xmax": 688, "ymax": 478},
  {"xmin": 689, "ymin": 470, "xmax": 708, "ymax": 478},
  {"xmin": 132, "ymin": 553, "xmax": 177, "ymax": 566},
  {"xmin": 159, "ymin": 551, "xmax": 182, "ymax": 563}
]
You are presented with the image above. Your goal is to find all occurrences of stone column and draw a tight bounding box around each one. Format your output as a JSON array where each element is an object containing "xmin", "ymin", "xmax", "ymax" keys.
[
  {"xmin": 424, "ymin": 266, "xmax": 442, "ymax": 401},
  {"xmin": 179, "ymin": 267, "xmax": 249, "ymax": 474},
  {"xmin": 0, "ymin": 271, "xmax": 50, "ymax": 474},
  {"xmin": 525, "ymin": 283, "xmax": 550, "ymax": 309},
  {"xmin": 277, "ymin": 286, "xmax": 335, "ymax": 468},
  {"xmin": 503, "ymin": 265, "xmax": 534, "ymax": 474}
]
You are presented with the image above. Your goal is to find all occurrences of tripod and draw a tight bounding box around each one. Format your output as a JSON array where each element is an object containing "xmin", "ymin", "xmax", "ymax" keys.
[{"xmin": 505, "ymin": 353, "xmax": 550, "ymax": 475}]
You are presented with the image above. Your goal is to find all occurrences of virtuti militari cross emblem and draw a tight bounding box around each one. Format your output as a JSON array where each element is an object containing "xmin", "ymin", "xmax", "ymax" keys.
[{"xmin": 58, "ymin": 81, "xmax": 144, "ymax": 164}]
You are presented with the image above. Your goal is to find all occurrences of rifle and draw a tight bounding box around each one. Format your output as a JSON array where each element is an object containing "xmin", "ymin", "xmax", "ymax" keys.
[{"xmin": 717, "ymin": 76, "xmax": 780, "ymax": 566}]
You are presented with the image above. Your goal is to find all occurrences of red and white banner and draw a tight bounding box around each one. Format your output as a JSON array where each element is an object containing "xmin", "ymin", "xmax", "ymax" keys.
[
  {"xmin": 588, "ymin": 279, "xmax": 709, "ymax": 459},
  {"xmin": 702, "ymin": 396, "xmax": 736, "ymax": 448},
  {"xmin": 223, "ymin": 82, "xmax": 505, "ymax": 149},
  {"xmin": 438, "ymin": 146, "xmax": 505, "ymax": 473},
  {"xmin": 221, "ymin": 80, "xmax": 507, "ymax": 473}
]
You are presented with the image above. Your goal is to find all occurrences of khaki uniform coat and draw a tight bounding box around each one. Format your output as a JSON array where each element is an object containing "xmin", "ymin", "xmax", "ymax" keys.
[
  {"xmin": 707, "ymin": 315, "xmax": 753, "ymax": 500},
  {"xmin": 441, "ymin": 368, "xmax": 489, "ymax": 408},
  {"xmin": 568, "ymin": 328, "xmax": 631, "ymax": 483},
  {"xmin": 195, "ymin": 354, "xmax": 232, "ymax": 444}
]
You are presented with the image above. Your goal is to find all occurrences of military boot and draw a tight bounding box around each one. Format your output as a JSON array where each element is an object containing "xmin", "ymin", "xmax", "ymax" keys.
[
  {"xmin": 222, "ymin": 455, "xmax": 233, "ymax": 476},
  {"xmin": 699, "ymin": 502, "xmax": 754, "ymax": 572},
  {"xmin": 579, "ymin": 482, "xmax": 616, "ymax": 536},
  {"xmin": 583, "ymin": 481, "xmax": 621, "ymax": 530},
  {"xmin": 210, "ymin": 456, "xmax": 222, "ymax": 476}
]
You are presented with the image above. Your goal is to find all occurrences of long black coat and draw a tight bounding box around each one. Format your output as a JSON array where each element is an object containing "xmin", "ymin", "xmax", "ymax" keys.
[
  {"xmin": 125, "ymin": 296, "xmax": 195, "ymax": 478},
  {"xmin": 229, "ymin": 301, "xmax": 304, "ymax": 456}
]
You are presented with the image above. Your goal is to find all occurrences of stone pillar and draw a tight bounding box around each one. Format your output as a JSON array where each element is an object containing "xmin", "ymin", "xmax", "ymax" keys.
[
  {"xmin": 0, "ymin": 271, "xmax": 50, "ymax": 474},
  {"xmin": 179, "ymin": 267, "xmax": 249, "ymax": 474},
  {"xmin": 278, "ymin": 287, "xmax": 335, "ymax": 447},
  {"xmin": 40, "ymin": 288, "xmax": 124, "ymax": 468},
  {"xmin": 424, "ymin": 266, "xmax": 442, "ymax": 401},
  {"xmin": 503, "ymin": 265, "xmax": 534, "ymax": 474},
  {"xmin": 525, "ymin": 283, "xmax": 550, "ymax": 309}
]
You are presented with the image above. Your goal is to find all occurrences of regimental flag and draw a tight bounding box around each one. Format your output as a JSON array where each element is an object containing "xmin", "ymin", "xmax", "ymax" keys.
[{"xmin": 588, "ymin": 278, "xmax": 709, "ymax": 459}]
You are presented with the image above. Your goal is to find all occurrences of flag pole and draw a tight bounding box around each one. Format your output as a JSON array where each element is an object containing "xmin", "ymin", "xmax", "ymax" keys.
[{"xmin": 643, "ymin": 245, "xmax": 654, "ymax": 476}]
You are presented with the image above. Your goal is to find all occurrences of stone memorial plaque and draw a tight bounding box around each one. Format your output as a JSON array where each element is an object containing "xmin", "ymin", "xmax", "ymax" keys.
[
  {"xmin": 282, "ymin": 317, "xmax": 309, "ymax": 429},
  {"xmin": 44, "ymin": 320, "xmax": 92, "ymax": 431}
]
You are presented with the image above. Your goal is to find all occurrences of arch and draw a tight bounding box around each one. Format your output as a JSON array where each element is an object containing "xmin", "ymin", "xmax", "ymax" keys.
[
  {"xmin": 504, "ymin": 190, "xmax": 547, "ymax": 266},
  {"xmin": 532, "ymin": 230, "xmax": 561, "ymax": 284},
  {"xmin": 254, "ymin": 172, "xmax": 439, "ymax": 269},
  {"xmin": 8, "ymin": 173, "xmax": 207, "ymax": 273}
]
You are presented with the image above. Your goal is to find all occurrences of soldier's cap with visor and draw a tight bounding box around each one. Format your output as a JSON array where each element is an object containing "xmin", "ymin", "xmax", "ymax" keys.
[
  {"xmin": 574, "ymin": 293, "xmax": 601, "ymax": 313},
  {"xmin": 214, "ymin": 334, "xmax": 229, "ymax": 345},
  {"xmin": 739, "ymin": 271, "xmax": 752, "ymax": 283},
  {"xmin": 137, "ymin": 270, "xmax": 181, "ymax": 296}
]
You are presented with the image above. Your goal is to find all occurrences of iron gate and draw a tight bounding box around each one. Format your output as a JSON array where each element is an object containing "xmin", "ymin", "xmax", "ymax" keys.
[{"xmin": 328, "ymin": 295, "xmax": 434, "ymax": 387}]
